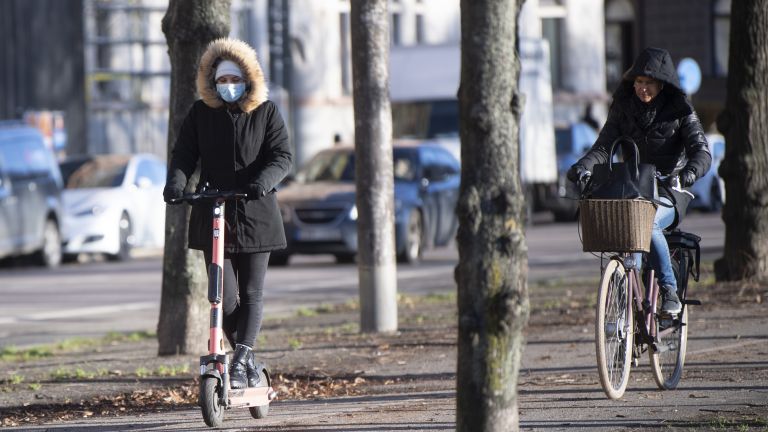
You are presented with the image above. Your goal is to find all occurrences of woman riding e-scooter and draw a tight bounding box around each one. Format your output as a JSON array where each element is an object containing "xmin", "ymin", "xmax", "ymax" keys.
[{"xmin": 163, "ymin": 37, "xmax": 292, "ymax": 390}]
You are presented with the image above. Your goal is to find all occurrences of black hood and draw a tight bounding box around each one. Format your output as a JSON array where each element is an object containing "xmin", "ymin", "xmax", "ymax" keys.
[
  {"xmin": 612, "ymin": 47, "xmax": 691, "ymax": 117},
  {"xmin": 622, "ymin": 47, "xmax": 681, "ymax": 91}
]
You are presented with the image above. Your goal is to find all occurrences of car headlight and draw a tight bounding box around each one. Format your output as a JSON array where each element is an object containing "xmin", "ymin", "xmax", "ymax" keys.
[
  {"xmin": 348, "ymin": 204, "xmax": 358, "ymax": 221},
  {"xmin": 74, "ymin": 205, "xmax": 105, "ymax": 217}
]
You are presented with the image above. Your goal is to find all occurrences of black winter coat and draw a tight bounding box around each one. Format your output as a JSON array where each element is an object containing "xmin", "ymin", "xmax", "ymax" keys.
[
  {"xmin": 166, "ymin": 38, "xmax": 292, "ymax": 253},
  {"xmin": 577, "ymin": 47, "xmax": 711, "ymax": 219}
]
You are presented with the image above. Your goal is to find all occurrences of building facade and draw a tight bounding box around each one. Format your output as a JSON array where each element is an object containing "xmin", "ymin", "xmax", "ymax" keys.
[{"xmin": 3, "ymin": 0, "xmax": 727, "ymax": 161}]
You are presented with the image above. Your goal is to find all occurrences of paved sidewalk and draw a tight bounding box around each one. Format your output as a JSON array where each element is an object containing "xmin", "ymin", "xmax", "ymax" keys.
[{"xmin": 2, "ymin": 279, "xmax": 767, "ymax": 431}]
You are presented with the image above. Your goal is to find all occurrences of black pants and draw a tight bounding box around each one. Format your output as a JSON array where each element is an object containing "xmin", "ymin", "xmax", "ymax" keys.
[{"xmin": 204, "ymin": 251, "xmax": 269, "ymax": 349}]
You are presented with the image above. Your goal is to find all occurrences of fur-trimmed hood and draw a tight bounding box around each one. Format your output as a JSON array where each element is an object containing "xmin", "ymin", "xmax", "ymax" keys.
[{"xmin": 197, "ymin": 38, "xmax": 268, "ymax": 113}]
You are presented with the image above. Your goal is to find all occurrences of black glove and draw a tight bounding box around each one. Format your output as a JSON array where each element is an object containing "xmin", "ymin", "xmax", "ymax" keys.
[
  {"xmin": 247, "ymin": 183, "xmax": 267, "ymax": 199},
  {"xmin": 163, "ymin": 185, "xmax": 183, "ymax": 203},
  {"xmin": 567, "ymin": 164, "xmax": 587, "ymax": 184},
  {"xmin": 679, "ymin": 168, "xmax": 696, "ymax": 188}
]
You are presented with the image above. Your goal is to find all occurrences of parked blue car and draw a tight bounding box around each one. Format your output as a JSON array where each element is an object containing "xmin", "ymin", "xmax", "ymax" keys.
[
  {"xmin": 273, "ymin": 142, "xmax": 460, "ymax": 265},
  {"xmin": 548, "ymin": 122, "xmax": 598, "ymax": 221},
  {"xmin": 689, "ymin": 134, "xmax": 725, "ymax": 212}
]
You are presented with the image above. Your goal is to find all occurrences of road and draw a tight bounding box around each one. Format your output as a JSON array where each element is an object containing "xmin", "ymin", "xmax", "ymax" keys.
[{"xmin": 0, "ymin": 213, "xmax": 724, "ymax": 348}]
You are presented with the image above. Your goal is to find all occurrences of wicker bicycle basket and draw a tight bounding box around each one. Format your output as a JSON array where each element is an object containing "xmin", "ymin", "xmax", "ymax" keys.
[{"xmin": 579, "ymin": 199, "xmax": 657, "ymax": 253}]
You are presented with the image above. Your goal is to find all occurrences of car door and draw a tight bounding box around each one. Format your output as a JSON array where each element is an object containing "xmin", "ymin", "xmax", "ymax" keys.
[
  {"xmin": 0, "ymin": 139, "xmax": 36, "ymax": 251},
  {"xmin": 430, "ymin": 148, "xmax": 460, "ymax": 245},
  {"xmin": 0, "ymin": 155, "xmax": 18, "ymax": 256},
  {"xmin": 420, "ymin": 147, "xmax": 460, "ymax": 247},
  {"xmin": 132, "ymin": 158, "xmax": 166, "ymax": 248},
  {"xmin": 23, "ymin": 137, "xmax": 58, "ymax": 250}
]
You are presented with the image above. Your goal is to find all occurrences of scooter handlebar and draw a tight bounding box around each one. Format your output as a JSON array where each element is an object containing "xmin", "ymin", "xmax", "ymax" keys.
[{"xmin": 168, "ymin": 190, "xmax": 248, "ymax": 205}]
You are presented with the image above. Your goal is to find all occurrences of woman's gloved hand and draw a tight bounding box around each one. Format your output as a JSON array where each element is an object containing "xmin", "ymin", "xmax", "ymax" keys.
[
  {"xmin": 679, "ymin": 168, "xmax": 697, "ymax": 188},
  {"xmin": 163, "ymin": 186, "xmax": 183, "ymax": 203},
  {"xmin": 567, "ymin": 164, "xmax": 587, "ymax": 184}
]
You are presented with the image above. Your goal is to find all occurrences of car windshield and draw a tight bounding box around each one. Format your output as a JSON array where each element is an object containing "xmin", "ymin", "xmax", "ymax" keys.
[
  {"xmin": 298, "ymin": 149, "xmax": 417, "ymax": 183},
  {"xmin": 60, "ymin": 155, "xmax": 130, "ymax": 189}
]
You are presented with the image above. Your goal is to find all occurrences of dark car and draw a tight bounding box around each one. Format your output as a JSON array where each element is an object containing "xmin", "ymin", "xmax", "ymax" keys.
[
  {"xmin": 274, "ymin": 142, "xmax": 460, "ymax": 265},
  {"xmin": 0, "ymin": 122, "xmax": 64, "ymax": 267}
]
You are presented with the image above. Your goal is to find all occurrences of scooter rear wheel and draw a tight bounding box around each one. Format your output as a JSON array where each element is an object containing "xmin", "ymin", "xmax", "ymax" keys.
[
  {"xmin": 248, "ymin": 367, "xmax": 270, "ymax": 419},
  {"xmin": 200, "ymin": 376, "xmax": 225, "ymax": 427}
]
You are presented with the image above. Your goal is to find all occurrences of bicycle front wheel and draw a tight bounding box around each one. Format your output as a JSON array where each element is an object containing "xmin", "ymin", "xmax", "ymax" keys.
[
  {"xmin": 650, "ymin": 253, "xmax": 689, "ymax": 389},
  {"xmin": 595, "ymin": 258, "xmax": 634, "ymax": 400}
]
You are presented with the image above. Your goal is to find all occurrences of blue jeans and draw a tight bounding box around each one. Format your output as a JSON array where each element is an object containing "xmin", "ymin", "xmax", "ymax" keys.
[{"xmin": 634, "ymin": 197, "xmax": 677, "ymax": 289}]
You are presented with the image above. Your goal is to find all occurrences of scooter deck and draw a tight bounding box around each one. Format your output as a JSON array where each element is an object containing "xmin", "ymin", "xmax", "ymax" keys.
[{"xmin": 228, "ymin": 386, "xmax": 277, "ymax": 408}]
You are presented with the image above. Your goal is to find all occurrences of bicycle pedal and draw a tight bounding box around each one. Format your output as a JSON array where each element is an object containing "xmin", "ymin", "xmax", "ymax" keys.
[{"xmin": 683, "ymin": 298, "xmax": 702, "ymax": 306}]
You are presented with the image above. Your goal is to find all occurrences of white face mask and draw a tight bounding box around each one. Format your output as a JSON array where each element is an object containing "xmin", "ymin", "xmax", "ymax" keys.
[{"xmin": 216, "ymin": 83, "xmax": 246, "ymax": 102}]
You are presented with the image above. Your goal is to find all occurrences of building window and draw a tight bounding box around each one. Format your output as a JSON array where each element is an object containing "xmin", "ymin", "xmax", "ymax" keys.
[
  {"xmin": 605, "ymin": 0, "xmax": 635, "ymax": 91},
  {"xmin": 713, "ymin": 0, "xmax": 730, "ymax": 76},
  {"xmin": 339, "ymin": 12, "xmax": 352, "ymax": 95},
  {"xmin": 541, "ymin": 17, "xmax": 563, "ymax": 90},
  {"xmin": 391, "ymin": 13, "xmax": 402, "ymax": 46},
  {"xmin": 415, "ymin": 14, "xmax": 424, "ymax": 44}
]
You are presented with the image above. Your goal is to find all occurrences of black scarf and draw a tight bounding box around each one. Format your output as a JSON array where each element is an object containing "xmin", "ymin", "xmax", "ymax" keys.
[{"xmin": 629, "ymin": 90, "xmax": 667, "ymax": 130}]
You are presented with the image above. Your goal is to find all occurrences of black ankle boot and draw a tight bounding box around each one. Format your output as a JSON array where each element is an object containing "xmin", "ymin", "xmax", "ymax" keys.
[
  {"xmin": 246, "ymin": 351, "xmax": 262, "ymax": 387},
  {"xmin": 230, "ymin": 344, "xmax": 251, "ymax": 389}
]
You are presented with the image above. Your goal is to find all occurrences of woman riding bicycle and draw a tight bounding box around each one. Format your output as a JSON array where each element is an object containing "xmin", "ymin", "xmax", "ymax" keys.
[
  {"xmin": 163, "ymin": 38, "xmax": 292, "ymax": 389},
  {"xmin": 567, "ymin": 47, "xmax": 711, "ymax": 315}
]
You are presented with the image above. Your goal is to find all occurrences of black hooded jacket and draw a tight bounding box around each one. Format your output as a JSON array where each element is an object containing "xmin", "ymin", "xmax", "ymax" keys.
[
  {"xmin": 166, "ymin": 38, "xmax": 292, "ymax": 253},
  {"xmin": 577, "ymin": 48, "xmax": 711, "ymax": 197}
]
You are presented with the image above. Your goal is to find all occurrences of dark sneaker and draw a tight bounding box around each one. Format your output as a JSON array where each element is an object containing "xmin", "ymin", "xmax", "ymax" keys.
[{"xmin": 660, "ymin": 285, "xmax": 682, "ymax": 315}]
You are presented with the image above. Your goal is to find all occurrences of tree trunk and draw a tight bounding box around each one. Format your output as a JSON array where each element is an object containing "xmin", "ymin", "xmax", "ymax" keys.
[
  {"xmin": 157, "ymin": 0, "xmax": 230, "ymax": 356},
  {"xmin": 456, "ymin": 1, "xmax": 528, "ymax": 431},
  {"xmin": 715, "ymin": 0, "xmax": 768, "ymax": 282},
  {"xmin": 350, "ymin": 0, "xmax": 398, "ymax": 333}
]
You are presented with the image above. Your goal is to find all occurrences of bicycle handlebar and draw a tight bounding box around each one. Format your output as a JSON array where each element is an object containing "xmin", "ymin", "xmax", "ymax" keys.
[{"xmin": 167, "ymin": 189, "xmax": 248, "ymax": 205}]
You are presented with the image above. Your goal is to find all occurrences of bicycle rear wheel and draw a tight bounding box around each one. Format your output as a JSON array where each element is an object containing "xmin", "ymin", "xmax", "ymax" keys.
[
  {"xmin": 595, "ymin": 258, "xmax": 634, "ymax": 400},
  {"xmin": 650, "ymin": 252, "xmax": 689, "ymax": 389}
]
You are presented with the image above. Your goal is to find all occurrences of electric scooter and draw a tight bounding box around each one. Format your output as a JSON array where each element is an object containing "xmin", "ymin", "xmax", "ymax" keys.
[{"xmin": 170, "ymin": 187, "xmax": 277, "ymax": 427}]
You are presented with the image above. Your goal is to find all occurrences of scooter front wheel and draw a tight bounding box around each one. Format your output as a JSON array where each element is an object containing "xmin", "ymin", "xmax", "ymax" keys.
[{"xmin": 200, "ymin": 376, "xmax": 225, "ymax": 427}]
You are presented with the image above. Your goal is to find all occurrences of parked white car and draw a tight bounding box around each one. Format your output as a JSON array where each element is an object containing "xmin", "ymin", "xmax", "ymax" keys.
[{"xmin": 59, "ymin": 154, "xmax": 166, "ymax": 261}]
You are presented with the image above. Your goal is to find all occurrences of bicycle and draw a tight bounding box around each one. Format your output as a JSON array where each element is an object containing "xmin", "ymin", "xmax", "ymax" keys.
[
  {"xmin": 576, "ymin": 173, "xmax": 702, "ymax": 400},
  {"xmin": 169, "ymin": 187, "xmax": 277, "ymax": 427}
]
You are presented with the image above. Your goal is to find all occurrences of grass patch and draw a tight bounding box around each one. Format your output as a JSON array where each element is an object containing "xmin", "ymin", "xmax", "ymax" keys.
[
  {"xmin": 288, "ymin": 338, "xmax": 303, "ymax": 350},
  {"xmin": 0, "ymin": 346, "xmax": 53, "ymax": 362},
  {"xmin": 1, "ymin": 331, "xmax": 156, "ymax": 364},
  {"xmin": 104, "ymin": 330, "xmax": 155, "ymax": 344},
  {"xmin": 296, "ymin": 307, "xmax": 317, "ymax": 317},
  {"xmin": 155, "ymin": 364, "xmax": 190, "ymax": 377},
  {"xmin": 50, "ymin": 368, "xmax": 105, "ymax": 381}
]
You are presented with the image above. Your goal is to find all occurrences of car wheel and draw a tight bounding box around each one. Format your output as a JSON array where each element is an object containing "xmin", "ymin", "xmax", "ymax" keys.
[
  {"xmin": 334, "ymin": 253, "xmax": 356, "ymax": 264},
  {"xmin": 107, "ymin": 213, "xmax": 132, "ymax": 261},
  {"xmin": 269, "ymin": 253, "xmax": 290, "ymax": 266},
  {"xmin": 553, "ymin": 207, "xmax": 578, "ymax": 222},
  {"xmin": 709, "ymin": 179, "xmax": 723, "ymax": 212},
  {"xmin": 397, "ymin": 210, "xmax": 423, "ymax": 264},
  {"xmin": 36, "ymin": 218, "xmax": 62, "ymax": 268}
]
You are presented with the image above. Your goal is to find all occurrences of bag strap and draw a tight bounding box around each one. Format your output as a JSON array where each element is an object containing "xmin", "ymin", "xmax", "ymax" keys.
[{"xmin": 607, "ymin": 136, "xmax": 641, "ymax": 179}]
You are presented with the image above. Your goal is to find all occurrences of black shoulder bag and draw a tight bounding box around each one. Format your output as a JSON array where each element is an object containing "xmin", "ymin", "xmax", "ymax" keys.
[{"xmin": 588, "ymin": 137, "xmax": 671, "ymax": 208}]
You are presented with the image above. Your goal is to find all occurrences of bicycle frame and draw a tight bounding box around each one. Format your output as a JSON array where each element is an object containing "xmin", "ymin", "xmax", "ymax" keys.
[
  {"xmin": 614, "ymin": 252, "xmax": 681, "ymax": 352},
  {"xmin": 623, "ymin": 256, "xmax": 659, "ymax": 347}
]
